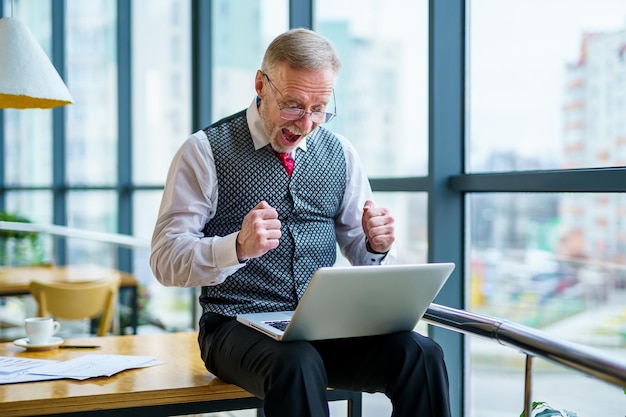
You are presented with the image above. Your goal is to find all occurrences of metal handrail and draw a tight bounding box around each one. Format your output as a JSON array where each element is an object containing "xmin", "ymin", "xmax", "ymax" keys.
[{"xmin": 424, "ymin": 303, "xmax": 626, "ymax": 415}]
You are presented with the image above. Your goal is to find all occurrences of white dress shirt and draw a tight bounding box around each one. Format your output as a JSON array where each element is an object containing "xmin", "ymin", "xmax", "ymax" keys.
[{"xmin": 150, "ymin": 98, "xmax": 395, "ymax": 288}]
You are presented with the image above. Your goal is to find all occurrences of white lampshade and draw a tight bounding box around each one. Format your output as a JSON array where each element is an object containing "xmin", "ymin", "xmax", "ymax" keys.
[{"xmin": 0, "ymin": 16, "xmax": 73, "ymax": 109}]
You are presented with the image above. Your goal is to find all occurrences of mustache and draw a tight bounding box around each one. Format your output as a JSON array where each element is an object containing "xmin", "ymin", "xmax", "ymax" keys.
[{"xmin": 283, "ymin": 126, "xmax": 307, "ymax": 136}]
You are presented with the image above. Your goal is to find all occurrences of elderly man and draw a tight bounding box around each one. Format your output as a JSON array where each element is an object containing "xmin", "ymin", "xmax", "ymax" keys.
[{"xmin": 151, "ymin": 28, "xmax": 451, "ymax": 417}]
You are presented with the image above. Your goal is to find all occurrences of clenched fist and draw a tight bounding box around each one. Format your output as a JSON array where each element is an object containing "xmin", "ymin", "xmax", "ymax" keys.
[
  {"xmin": 361, "ymin": 200, "xmax": 395, "ymax": 254},
  {"xmin": 236, "ymin": 201, "xmax": 282, "ymax": 262}
]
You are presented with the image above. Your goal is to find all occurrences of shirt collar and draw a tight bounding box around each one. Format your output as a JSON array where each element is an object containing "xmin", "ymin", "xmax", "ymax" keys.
[{"xmin": 246, "ymin": 98, "xmax": 308, "ymax": 155}]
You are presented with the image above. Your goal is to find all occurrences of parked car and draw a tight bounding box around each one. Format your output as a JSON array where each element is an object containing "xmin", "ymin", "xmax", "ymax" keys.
[{"xmin": 528, "ymin": 271, "xmax": 578, "ymax": 303}]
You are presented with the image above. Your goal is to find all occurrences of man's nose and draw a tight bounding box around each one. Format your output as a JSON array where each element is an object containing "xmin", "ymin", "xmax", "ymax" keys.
[{"xmin": 294, "ymin": 112, "xmax": 315, "ymax": 131}]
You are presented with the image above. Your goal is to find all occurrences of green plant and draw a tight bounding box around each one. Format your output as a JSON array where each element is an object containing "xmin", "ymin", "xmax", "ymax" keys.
[
  {"xmin": 0, "ymin": 211, "xmax": 44, "ymax": 266},
  {"xmin": 520, "ymin": 401, "xmax": 578, "ymax": 417}
]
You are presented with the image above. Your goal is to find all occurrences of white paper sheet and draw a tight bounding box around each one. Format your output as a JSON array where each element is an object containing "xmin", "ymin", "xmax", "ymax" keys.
[
  {"xmin": 0, "ymin": 356, "xmax": 59, "ymax": 373},
  {"xmin": 0, "ymin": 357, "xmax": 64, "ymax": 384},
  {"xmin": 0, "ymin": 354, "xmax": 164, "ymax": 384},
  {"xmin": 27, "ymin": 354, "xmax": 158, "ymax": 378}
]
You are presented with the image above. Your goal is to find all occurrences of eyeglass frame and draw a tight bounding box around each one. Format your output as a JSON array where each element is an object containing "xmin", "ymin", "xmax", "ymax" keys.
[{"xmin": 262, "ymin": 72, "xmax": 337, "ymax": 124}]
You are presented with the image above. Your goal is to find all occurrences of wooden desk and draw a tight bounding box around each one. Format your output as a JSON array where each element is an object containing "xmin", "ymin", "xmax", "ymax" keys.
[
  {"xmin": 0, "ymin": 332, "xmax": 362, "ymax": 417},
  {"xmin": 0, "ymin": 265, "xmax": 139, "ymax": 334}
]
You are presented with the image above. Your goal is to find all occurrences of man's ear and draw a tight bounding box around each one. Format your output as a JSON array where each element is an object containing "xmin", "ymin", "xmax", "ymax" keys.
[{"xmin": 255, "ymin": 70, "xmax": 265, "ymax": 98}]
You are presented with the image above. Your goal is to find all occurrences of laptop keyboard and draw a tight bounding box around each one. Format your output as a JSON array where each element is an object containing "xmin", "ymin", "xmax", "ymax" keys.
[{"xmin": 265, "ymin": 320, "xmax": 290, "ymax": 331}]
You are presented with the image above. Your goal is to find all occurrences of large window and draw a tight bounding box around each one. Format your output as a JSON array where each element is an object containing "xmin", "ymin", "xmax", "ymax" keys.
[
  {"xmin": 4, "ymin": 0, "xmax": 53, "ymax": 191},
  {"xmin": 132, "ymin": 0, "xmax": 191, "ymax": 185},
  {"xmin": 315, "ymin": 0, "xmax": 429, "ymax": 178},
  {"xmin": 211, "ymin": 0, "xmax": 288, "ymax": 121},
  {"xmin": 467, "ymin": 1, "xmax": 626, "ymax": 415},
  {"xmin": 315, "ymin": 0, "xmax": 429, "ymax": 269},
  {"xmin": 469, "ymin": 0, "xmax": 626, "ymax": 173},
  {"xmin": 130, "ymin": 0, "xmax": 193, "ymax": 330},
  {"xmin": 66, "ymin": 0, "xmax": 117, "ymax": 186}
]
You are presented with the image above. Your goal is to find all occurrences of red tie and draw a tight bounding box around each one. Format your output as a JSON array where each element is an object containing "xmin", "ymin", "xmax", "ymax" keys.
[{"xmin": 276, "ymin": 152, "xmax": 295, "ymax": 176}]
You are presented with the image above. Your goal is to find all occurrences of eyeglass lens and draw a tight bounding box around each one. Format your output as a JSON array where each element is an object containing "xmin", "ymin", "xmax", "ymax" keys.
[
  {"xmin": 264, "ymin": 73, "xmax": 336, "ymax": 124},
  {"xmin": 280, "ymin": 108, "xmax": 334, "ymax": 123}
]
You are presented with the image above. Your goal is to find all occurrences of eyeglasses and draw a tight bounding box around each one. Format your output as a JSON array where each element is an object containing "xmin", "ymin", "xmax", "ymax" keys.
[{"xmin": 263, "ymin": 73, "xmax": 336, "ymax": 124}]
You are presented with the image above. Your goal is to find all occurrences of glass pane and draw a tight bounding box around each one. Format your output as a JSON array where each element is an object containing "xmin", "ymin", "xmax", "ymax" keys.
[
  {"xmin": 3, "ymin": 0, "xmax": 53, "ymax": 186},
  {"xmin": 132, "ymin": 0, "xmax": 192, "ymax": 184},
  {"xmin": 334, "ymin": 192, "xmax": 427, "ymax": 266},
  {"xmin": 65, "ymin": 0, "xmax": 117, "ymax": 185},
  {"xmin": 5, "ymin": 191, "xmax": 53, "ymax": 224},
  {"xmin": 211, "ymin": 0, "xmax": 288, "ymax": 122},
  {"xmin": 131, "ymin": 191, "xmax": 158, "ymax": 291},
  {"xmin": 3, "ymin": 192, "xmax": 53, "ymax": 266},
  {"xmin": 468, "ymin": 0, "xmax": 626, "ymax": 172},
  {"xmin": 470, "ymin": 356, "xmax": 626, "ymax": 417},
  {"xmin": 315, "ymin": 0, "xmax": 429, "ymax": 177},
  {"xmin": 133, "ymin": 191, "xmax": 193, "ymax": 332},
  {"xmin": 468, "ymin": 192, "xmax": 626, "ymax": 416},
  {"xmin": 376, "ymin": 192, "xmax": 428, "ymax": 264},
  {"xmin": 66, "ymin": 191, "xmax": 117, "ymax": 266}
]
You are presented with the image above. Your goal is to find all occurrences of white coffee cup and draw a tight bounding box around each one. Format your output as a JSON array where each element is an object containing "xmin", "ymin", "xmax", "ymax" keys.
[{"xmin": 25, "ymin": 317, "xmax": 61, "ymax": 345}]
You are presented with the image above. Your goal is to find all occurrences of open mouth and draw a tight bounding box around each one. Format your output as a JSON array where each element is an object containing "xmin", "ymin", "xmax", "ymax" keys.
[{"xmin": 281, "ymin": 128, "xmax": 301, "ymax": 144}]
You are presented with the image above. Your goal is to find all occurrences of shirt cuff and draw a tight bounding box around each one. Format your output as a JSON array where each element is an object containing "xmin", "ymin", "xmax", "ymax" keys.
[
  {"xmin": 366, "ymin": 239, "xmax": 389, "ymax": 255},
  {"xmin": 363, "ymin": 239, "xmax": 389, "ymax": 264},
  {"xmin": 214, "ymin": 231, "xmax": 244, "ymax": 267}
]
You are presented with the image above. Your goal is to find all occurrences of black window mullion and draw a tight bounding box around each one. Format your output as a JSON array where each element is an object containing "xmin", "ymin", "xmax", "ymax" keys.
[
  {"xmin": 52, "ymin": 0, "xmax": 68, "ymax": 264},
  {"xmin": 369, "ymin": 177, "xmax": 430, "ymax": 192},
  {"xmin": 289, "ymin": 0, "xmax": 313, "ymax": 29},
  {"xmin": 117, "ymin": 0, "xmax": 132, "ymax": 272},
  {"xmin": 450, "ymin": 168, "xmax": 626, "ymax": 193},
  {"xmin": 429, "ymin": 1, "xmax": 466, "ymax": 416},
  {"xmin": 191, "ymin": 0, "xmax": 213, "ymax": 131},
  {"xmin": 0, "ymin": 0, "xmax": 3, "ymax": 210}
]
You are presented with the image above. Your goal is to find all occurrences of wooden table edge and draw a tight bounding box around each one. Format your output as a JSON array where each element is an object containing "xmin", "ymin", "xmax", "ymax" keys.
[{"xmin": 3, "ymin": 382, "xmax": 256, "ymax": 416}]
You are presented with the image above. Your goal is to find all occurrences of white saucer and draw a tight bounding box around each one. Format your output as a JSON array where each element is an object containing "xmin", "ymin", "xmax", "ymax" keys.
[{"xmin": 14, "ymin": 337, "xmax": 64, "ymax": 351}]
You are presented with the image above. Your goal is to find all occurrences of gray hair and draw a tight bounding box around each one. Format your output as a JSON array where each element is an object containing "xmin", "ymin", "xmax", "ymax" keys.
[{"xmin": 261, "ymin": 28, "xmax": 342, "ymax": 76}]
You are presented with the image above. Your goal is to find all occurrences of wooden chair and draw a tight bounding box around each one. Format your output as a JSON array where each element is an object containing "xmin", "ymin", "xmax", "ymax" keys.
[{"xmin": 29, "ymin": 274, "xmax": 121, "ymax": 336}]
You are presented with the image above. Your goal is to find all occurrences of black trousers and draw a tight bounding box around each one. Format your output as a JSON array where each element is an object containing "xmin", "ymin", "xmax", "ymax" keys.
[{"xmin": 198, "ymin": 313, "xmax": 451, "ymax": 417}]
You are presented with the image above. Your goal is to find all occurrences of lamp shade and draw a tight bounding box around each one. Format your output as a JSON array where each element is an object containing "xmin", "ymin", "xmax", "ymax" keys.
[{"xmin": 0, "ymin": 16, "xmax": 73, "ymax": 109}]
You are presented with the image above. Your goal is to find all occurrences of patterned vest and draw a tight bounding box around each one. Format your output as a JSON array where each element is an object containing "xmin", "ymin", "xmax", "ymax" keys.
[{"xmin": 199, "ymin": 110, "xmax": 347, "ymax": 316}]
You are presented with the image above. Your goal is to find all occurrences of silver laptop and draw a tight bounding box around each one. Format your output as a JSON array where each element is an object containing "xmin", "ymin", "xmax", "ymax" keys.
[{"xmin": 236, "ymin": 263, "xmax": 455, "ymax": 342}]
